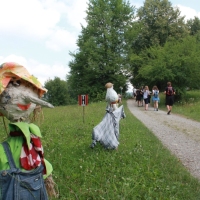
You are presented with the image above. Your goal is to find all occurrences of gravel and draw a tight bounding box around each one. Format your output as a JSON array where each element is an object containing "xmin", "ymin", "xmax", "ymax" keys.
[{"xmin": 127, "ymin": 99, "xmax": 200, "ymax": 180}]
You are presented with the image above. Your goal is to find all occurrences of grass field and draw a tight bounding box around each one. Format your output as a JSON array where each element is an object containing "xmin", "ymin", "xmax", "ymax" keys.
[{"xmin": 1, "ymin": 91, "xmax": 200, "ymax": 199}]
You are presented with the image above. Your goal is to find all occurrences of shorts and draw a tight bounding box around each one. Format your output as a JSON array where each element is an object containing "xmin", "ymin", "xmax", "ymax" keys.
[
  {"xmin": 165, "ymin": 96, "xmax": 174, "ymax": 106},
  {"xmin": 144, "ymin": 98, "xmax": 149, "ymax": 104}
]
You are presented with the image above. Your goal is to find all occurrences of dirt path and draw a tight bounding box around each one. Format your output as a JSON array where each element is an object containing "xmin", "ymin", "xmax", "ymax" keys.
[{"xmin": 127, "ymin": 99, "xmax": 200, "ymax": 180}]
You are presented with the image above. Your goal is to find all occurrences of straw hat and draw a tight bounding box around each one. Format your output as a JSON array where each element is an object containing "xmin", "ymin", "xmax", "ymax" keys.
[{"xmin": 0, "ymin": 62, "xmax": 47, "ymax": 97}]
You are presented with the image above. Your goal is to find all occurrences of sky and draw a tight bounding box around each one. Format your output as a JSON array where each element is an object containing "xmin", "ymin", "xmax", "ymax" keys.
[{"xmin": 0, "ymin": 0, "xmax": 200, "ymax": 89}]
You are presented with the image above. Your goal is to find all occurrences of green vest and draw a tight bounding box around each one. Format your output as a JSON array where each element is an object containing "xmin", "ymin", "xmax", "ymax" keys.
[{"xmin": 0, "ymin": 122, "xmax": 52, "ymax": 179}]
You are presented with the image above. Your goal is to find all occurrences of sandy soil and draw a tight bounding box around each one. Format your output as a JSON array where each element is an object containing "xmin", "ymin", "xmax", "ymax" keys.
[{"xmin": 127, "ymin": 99, "xmax": 200, "ymax": 180}]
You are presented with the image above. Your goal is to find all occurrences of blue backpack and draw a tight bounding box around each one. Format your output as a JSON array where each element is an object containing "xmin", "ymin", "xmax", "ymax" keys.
[
  {"xmin": 154, "ymin": 90, "xmax": 159, "ymax": 98},
  {"xmin": 0, "ymin": 142, "xmax": 48, "ymax": 200}
]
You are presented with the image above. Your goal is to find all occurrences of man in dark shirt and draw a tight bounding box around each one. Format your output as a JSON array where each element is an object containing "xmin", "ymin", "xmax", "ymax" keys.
[{"xmin": 164, "ymin": 82, "xmax": 175, "ymax": 115}]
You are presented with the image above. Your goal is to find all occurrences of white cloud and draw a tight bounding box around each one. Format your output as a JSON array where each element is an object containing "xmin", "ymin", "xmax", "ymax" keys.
[
  {"xmin": 46, "ymin": 28, "xmax": 77, "ymax": 51},
  {"xmin": 0, "ymin": 1, "xmax": 88, "ymax": 85},
  {"xmin": 0, "ymin": 0, "xmax": 60, "ymax": 38},
  {"xmin": 0, "ymin": 0, "xmax": 88, "ymax": 52},
  {"xmin": 0, "ymin": 55, "xmax": 28, "ymax": 66},
  {"xmin": 27, "ymin": 61, "xmax": 70, "ymax": 85},
  {"xmin": 65, "ymin": 0, "xmax": 88, "ymax": 30},
  {"xmin": 175, "ymin": 5, "xmax": 200, "ymax": 21},
  {"xmin": 0, "ymin": 55, "xmax": 70, "ymax": 85}
]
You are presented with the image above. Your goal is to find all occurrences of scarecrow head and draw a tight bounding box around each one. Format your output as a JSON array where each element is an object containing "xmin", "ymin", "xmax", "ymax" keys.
[
  {"xmin": 0, "ymin": 62, "xmax": 53, "ymax": 122},
  {"xmin": 105, "ymin": 82, "xmax": 113, "ymax": 89}
]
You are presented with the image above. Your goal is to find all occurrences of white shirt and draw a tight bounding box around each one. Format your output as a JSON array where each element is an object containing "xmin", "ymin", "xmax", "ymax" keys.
[{"xmin": 143, "ymin": 90, "xmax": 149, "ymax": 99}]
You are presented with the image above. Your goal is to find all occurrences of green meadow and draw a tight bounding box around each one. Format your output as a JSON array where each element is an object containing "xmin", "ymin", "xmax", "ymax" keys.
[{"xmin": 1, "ymin": 90, "xmax": 200, "ymax": 199}]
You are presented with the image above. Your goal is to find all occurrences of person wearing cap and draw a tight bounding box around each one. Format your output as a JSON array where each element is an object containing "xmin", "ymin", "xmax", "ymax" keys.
[{"xmin": 0, "ymin": 62, "xmax": 57, "ymax": 198}]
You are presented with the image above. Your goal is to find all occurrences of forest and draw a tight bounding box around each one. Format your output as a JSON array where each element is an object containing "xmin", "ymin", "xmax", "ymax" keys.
[{"xmin": 44, "ymin": 0, "xmax": 200, "ymax": 106}]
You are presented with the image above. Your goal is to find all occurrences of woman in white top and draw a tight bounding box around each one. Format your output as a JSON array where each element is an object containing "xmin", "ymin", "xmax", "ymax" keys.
[
  {"xmin": 152, "ymin": 85, "xmax": 160, "ymax": 111},
  {"xmin": 143, "ymin": 86, "xmax": 150, "ymax": 110}
]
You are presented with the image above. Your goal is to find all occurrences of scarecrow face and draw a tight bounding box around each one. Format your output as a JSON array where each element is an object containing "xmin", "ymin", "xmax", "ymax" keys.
[{"xmin": 0, "ymin": 79, "xmax": 39, "ymax": 122}]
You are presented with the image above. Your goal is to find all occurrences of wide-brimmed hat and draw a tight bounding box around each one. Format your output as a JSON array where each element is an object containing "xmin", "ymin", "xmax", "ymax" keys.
[{"xmin": 0, "ymin": 62, "xmax": 47, "ymax": 97}]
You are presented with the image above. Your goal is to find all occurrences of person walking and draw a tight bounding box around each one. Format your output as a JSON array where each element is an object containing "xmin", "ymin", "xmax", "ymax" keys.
[
  {"xmin": 136, "ymin": 88, "xmax": 142, "ymax": 106},
  {"xmin": 140, "ymin": 86, "xmax": 144, "ymax": 106},
  {"xmin": 143, "ymin": 86, "xmax": 150, "ymax": 110},
  {"xmin": 164, "ymin": 82, "xmax": 175, "ymax": 115},
  {"xmin": 152, "ymin": 85, "xmax": 160, "ymax": 111}
]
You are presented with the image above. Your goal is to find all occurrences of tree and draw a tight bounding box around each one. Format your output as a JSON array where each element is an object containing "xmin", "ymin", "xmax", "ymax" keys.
[
  {"xmin": 44, "ymin": 77, "xmax": 71, "ymax": 106},
  {"xmin": 127, "ymin": 0, "xmax": 190, "ymax": 89},
  {"xmin": 68, "ymin": 0, "xmax": 135, "ymax": 102},
  {"xmin": 187, "ymin": 16, "xmax": 200, "ymax": 36},
  {"xmin": 132, "ymin": 0, "xmax": 188, "ymax": 53},
  {"xmin": 132, "ymin": 36, "xmax": 200, "ymax": 95}
]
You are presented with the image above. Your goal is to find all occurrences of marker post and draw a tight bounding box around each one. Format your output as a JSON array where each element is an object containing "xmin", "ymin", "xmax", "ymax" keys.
[{"xmin": 78, "ymin": 94, "xmax": 89, "ymax": 123}]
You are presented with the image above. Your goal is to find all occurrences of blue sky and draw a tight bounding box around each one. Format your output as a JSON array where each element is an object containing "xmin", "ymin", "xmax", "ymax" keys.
[{"xmin": 0, "ymin": 0, "xmax": 199, "ymax": 87}]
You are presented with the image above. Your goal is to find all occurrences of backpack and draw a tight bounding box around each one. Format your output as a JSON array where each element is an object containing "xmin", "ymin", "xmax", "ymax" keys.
[
  {"xmin": 167, "ymin": 87, "xmax": 173, "ymax": 96},
  {"xmin": 154, "ymin": 90, "xmax": 159, "ymax": 98},
  {"xmin": 0, "ymin": 142, "xmax": 48, "ymax": 200}
]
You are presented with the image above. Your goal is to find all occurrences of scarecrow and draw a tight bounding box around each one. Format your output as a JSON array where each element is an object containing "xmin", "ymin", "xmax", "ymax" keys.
[
  {"xmin": 105, "ymin": 82, "xmax": 119, "ymax": 111},
  {"xmin": 0, "ymin": 62, "xmax": 57, "ymax": 199},
  {"xmin": 90, "ymin": 82, "xmax": 126, "ymax": 149}
]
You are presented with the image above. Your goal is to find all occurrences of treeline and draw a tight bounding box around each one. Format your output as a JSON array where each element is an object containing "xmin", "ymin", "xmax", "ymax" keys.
[{"xmin": 44, "ymin": 0, "xmax": 200, "ymax": 106}]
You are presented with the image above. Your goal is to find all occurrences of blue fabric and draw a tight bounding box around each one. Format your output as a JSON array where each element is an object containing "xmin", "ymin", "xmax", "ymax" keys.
[
  {"xmin": 152, "ymin": 90, "xmax": 160, "ymax": 102},
  {"xmin": 0, "ymin": 142, "xmax": 48, "ymax": 200},
  {"xmin": 152, "ymin": 97, "xmax": 160, "ymax": 102}
]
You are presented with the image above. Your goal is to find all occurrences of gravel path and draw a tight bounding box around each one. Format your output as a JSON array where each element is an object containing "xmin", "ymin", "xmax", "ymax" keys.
[{"xmin": 127, "ymin": 99, "xmax": 200, "ymax": 180}]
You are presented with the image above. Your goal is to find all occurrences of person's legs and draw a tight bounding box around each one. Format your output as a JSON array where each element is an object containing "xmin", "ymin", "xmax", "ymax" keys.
[
  {"xmin": 145, "ymin": 102, "xmax": 148, "ymax": 110},
  {"xmin": 167, "ymin": 105, "xmax": 170, "ymax": 114},
  {"xmin": 144, "ymin": 99, "xmax": 148, "ymax": 110},
  {"xmin": 155, "ymin": 100, "xmax": 158, "ymax": 111},
  {"xmin": 167, "ymin": 97, "xmax": 174, "ymax": 114},
  {"xmin": 166, "ymin": 96, "xmax": 171, "ymax": 114},
  {"xmin": 153, "ymin": 101, "xmax": 156, "ymax": 110},
  {"xmin": 167, "ymin": 104, "xmax": 173, "ymax": 114}
]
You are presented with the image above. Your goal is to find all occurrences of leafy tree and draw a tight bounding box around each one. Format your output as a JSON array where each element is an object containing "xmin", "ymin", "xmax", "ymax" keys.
[
  {"xmin": 132, "ymin": 0, "xmax": 188, "ymax": 53},
  {"xmin": 68, "ymin": 0, "xmax": 135, "ymax": 101},
  {"xmin": 187, "ymin": 16, "xmax": 200, "ymax": 36},
  {"xmin": 127, "ymin": 0, "xmax": 190, "ymax": 91},
  {"xmin": 132, "ymin": 36, "xmax": 200, "ymax": 96},
  {"xmin": 44, "ymin": 77, "xmax": 72, "ymax": 106}
]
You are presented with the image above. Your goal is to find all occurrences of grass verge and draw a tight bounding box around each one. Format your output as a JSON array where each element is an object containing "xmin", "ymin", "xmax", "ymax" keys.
[{"xmin": 0, "ymin": 101, "xmax": 200, "ymax": 199}]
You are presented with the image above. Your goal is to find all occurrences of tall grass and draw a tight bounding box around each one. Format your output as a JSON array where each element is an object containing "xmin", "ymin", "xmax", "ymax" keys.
[{"xmin": 0, "ymin": 101, "xmax": 200, "ymax": 199}]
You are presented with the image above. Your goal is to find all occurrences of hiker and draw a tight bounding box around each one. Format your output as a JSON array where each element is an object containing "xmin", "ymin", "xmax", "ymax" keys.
[
  {"xmin": 148, "ymin": 91, "xmax": 152, "ymax": 104},
  {"xmin": 0, "ymin": 62, "xmax": 57, "ymax": 199},
  {"xmin": 136, "ymin": 87, "xmax": 143, "ymax": 107},
  {"xmin": 143, "ymin": 86, "xmax": 150, "ymax": 110},
  {"xmin": 164, "ymin": 81, "xmax": 175, "ymax": 115},
  {"xmin": 152, "ymin": 85, "xmax": 160, "ymax": 111},
  {"xmin": 140, "ymin": 86, "xmax": 144, "ymax": 106}
]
